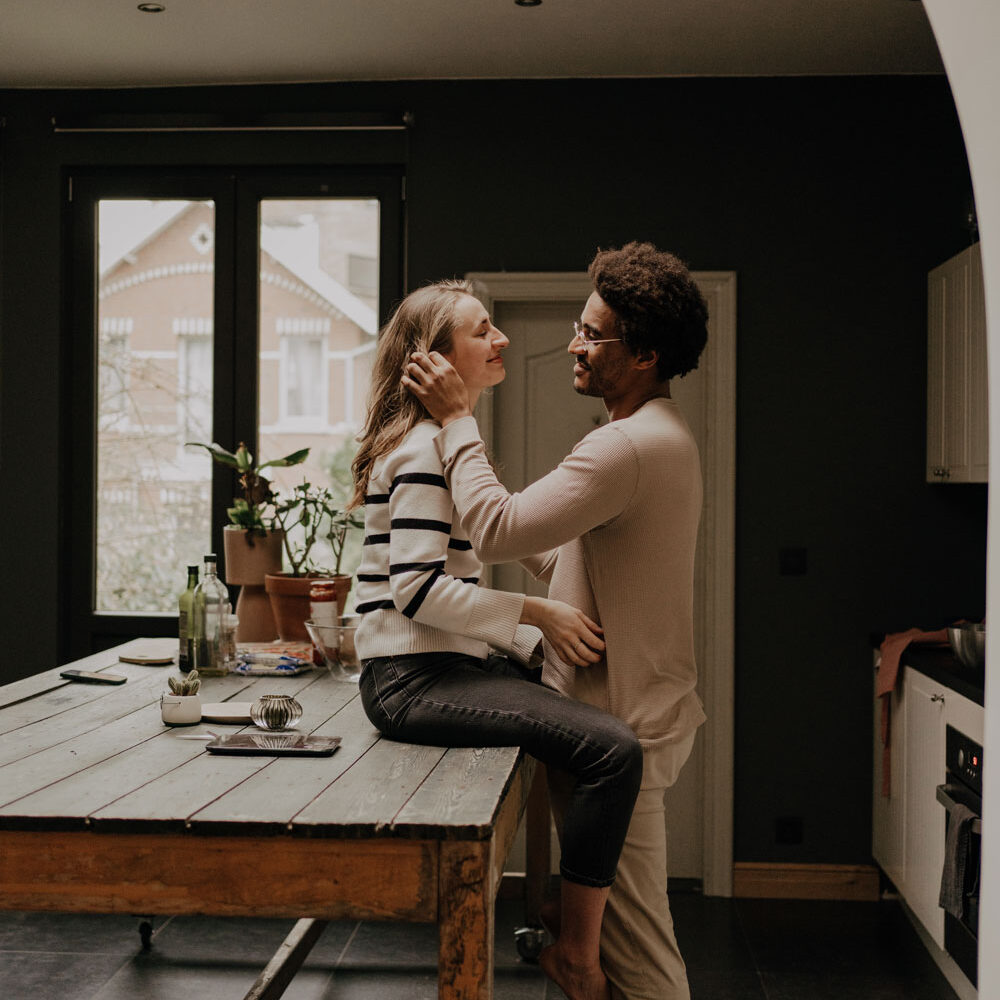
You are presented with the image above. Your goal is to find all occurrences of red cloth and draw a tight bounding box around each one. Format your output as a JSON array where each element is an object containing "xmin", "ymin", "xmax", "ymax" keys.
[{"xmin": 877, "ymin": 627, "xmax": 949, "ymax": 796}]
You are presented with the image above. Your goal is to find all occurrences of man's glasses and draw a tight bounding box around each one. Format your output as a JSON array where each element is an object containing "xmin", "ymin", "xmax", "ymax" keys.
[{"xmin": 572, "ymin": 321, "xmax": 623, "ymax": 348}]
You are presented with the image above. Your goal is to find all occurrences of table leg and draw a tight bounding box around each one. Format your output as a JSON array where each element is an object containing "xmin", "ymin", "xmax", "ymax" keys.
[
  {"xmin": 523, "ymin": 763, "xmax": 551, "ymax": 926},
  {"xmin": 438, "ymin": 840, "xmax": 494, "ymax": 1000}
]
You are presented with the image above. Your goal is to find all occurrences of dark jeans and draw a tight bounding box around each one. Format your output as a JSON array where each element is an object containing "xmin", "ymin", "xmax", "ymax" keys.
[{"xmin": 359, "ymin": 651, "xmax": 643, "ymax": 888}]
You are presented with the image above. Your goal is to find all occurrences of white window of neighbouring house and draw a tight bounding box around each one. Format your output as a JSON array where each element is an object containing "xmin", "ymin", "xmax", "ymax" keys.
[{"xmin": 277, "ymin": 320, "xmax": 328, "ymax": 425}]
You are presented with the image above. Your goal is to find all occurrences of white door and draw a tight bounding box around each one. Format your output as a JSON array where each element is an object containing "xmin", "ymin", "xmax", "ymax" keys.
[{"xmin": 473, "ymin": 272, "xmax": 736, "ymax": 891}]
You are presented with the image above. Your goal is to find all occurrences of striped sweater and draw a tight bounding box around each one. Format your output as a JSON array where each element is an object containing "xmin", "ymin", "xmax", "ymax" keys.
[{"xmin": 354, "ymin": 420, "xmax": 542, "ymax": 664}]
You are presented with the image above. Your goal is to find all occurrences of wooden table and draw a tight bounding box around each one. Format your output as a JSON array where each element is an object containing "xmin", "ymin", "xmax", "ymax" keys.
[{"xmin": 0, "ymin": 640, "xmax": 536, "ymax": 999}]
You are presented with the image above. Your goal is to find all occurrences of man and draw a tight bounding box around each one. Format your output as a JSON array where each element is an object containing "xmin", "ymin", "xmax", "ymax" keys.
[{"xmin": 403, "ymin": 242, "xmax": 709, "ymax": 1000}]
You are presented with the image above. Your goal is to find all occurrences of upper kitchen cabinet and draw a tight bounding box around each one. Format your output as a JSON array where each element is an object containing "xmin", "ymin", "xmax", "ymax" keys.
[{"xmin": 927, "ymin": 242, "xmax": 988, "ymax": 484}]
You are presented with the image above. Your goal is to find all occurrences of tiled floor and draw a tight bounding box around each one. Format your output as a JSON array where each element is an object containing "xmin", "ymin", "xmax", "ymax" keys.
[{"xmin": 0, "ymin": 893, "xmax": 960, "ymax": 999}]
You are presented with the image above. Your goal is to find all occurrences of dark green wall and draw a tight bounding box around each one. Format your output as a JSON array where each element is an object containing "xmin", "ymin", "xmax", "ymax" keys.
[{"xmin": 0, "ymin": 76, "xmax": 986, "ymax": 865}]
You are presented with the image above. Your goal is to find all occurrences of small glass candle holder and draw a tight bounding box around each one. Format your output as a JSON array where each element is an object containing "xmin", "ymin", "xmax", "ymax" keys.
[{"xmin": 250, "ymin": 694, "xmax": 303, "ymax": 731}]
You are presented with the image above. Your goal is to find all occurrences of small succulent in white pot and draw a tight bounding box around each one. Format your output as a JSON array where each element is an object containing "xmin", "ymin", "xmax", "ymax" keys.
[{"xmin": 162, "ymin": 670, "xmax": 202, "ymax": 726}]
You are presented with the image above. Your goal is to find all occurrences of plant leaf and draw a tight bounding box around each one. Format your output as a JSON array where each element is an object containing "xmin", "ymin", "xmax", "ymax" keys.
[
  {"xmin": 259, "ymin": 448, "xmax": 310, "ymax": 471},
  {"xmin": 184, "ymin": 442, "xmax": 240, "ymax": 469}
]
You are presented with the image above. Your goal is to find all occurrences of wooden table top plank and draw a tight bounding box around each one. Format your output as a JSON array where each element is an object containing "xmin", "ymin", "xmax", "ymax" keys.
[
  {"xmin": 0, "ymin": 672, "xmax": 177, "ymax": 765},
  {"xmin": 290, "ymin": 734, "xmax": 448, "ymax": 837},
  {"xmin": 0, "ymin": 720, "xmax": 217, "ymax": 829},
  {"xmin": 0, "ymin": 671, "xmax": 283, "ymax": 817},
  {"xmin": 0, "ymin": 640, "xmax": 171, "ymax": 710},
  {"xmin": 0, "ymin": 662, "xmax": 167, "ymax": 739},
  {"xmin": 0, "ymin": 701, "xmax": 168, "ymax": 811},
  {"xmin": 391, "ymin": 745, "xmax": 524, "ymax": 840},
  {"xmin": 187, "ymin": 694, "xmax": 381, "ymax": 834},
  {"xmin": 87, "ymin": 675, "xmax": 363, "ymax": 833}
]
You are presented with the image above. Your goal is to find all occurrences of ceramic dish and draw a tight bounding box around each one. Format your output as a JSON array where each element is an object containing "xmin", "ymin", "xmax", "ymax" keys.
[{"xmin": 199, "ymin": 702, "xmax": 253, "ymax": 724}]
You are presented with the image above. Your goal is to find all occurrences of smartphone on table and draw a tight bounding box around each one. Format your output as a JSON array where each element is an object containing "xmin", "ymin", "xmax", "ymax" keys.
[{"xmin": 60, "ymin": 669, "xmax": 127, "ymax": 685}]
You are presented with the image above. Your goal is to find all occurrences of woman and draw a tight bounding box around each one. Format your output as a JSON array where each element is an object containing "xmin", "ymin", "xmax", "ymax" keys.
[{"xmin": 349, "ymin": 280, "xmax": 642, "ymax": 1000}]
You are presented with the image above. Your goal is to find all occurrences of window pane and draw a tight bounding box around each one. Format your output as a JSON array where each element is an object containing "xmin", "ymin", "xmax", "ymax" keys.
[
  {"xmin": 258, "ymin": 199, "xmax": 379, "ymax": 587},
  {"xmin": 96, "ymin": 200, "xmax": 215, "ymax": 613}
]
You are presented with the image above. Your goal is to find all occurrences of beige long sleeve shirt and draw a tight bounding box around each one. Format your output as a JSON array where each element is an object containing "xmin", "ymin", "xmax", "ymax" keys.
[{"xmin": 435, "ymin": 398, "xmax": 706, "ymax": 788}]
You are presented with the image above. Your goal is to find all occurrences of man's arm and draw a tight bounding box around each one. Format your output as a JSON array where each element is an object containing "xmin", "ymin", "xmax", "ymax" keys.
[{"xmin": 437, "ymin": 417, "xmax": 637, "ymax": 564}]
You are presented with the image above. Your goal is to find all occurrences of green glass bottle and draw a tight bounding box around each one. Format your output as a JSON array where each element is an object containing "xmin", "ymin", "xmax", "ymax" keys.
[{"xmin": 177, "ymin": 565, "xmax": 199, "ymax": 674}]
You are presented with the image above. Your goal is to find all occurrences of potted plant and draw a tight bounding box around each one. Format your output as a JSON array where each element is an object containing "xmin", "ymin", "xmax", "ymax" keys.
[
  {"xmin": 161, "ymin": 670, "xmax": 202, "ymax": 726},
  {"xmin": 264, "ymin": 483, "xmax": 364, "ymax": 641},
  {"xmin": 185, "ymin": 441, "xmax": 309, "ymax": 641}
]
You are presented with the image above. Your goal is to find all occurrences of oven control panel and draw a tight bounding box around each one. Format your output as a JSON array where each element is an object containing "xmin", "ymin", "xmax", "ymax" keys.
[{"xmin": 947, "ymin": 724, "xmax": 983, "ymax": 797}]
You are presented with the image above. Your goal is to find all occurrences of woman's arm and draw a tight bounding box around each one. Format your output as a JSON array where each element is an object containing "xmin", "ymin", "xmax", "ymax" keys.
[{"xmin": 521, "ymin": 595, "xmax": 604, "ymax": 665}]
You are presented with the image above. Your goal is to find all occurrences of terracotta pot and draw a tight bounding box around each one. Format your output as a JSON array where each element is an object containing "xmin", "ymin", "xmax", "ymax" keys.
[
  {"xmin": 265, "ymin": 573, "xmax": 354, "ymax": 643},
  {"xmin": 224, "ymin": 527, "xmax": 284, "ymax": 642},
  {"xmin": 265, "ymin": 573, "xmax": 315, "ymax": 643}
]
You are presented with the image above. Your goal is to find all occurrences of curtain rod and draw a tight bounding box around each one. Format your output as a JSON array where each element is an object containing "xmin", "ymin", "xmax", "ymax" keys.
[{"xmin": 51, "ymin": 111, "xmax": 413, "ymax": 134}]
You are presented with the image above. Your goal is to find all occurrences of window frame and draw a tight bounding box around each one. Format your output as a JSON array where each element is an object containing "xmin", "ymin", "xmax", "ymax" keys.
[{"xmin": 65, "ymin": 168, "xmax": 403, "ymax": 657}]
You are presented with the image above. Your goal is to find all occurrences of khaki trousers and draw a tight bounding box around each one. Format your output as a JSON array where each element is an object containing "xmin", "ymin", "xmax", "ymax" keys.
[{"xmin": 549, "ymin": 732, "xmax": 696, "ymax": 1000}]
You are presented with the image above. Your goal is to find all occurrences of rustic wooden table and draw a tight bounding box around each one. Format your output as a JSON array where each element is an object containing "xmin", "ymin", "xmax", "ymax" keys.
[{"xmin": 0, "ymin": 640, "xmax": 537, "ymax": 1000}]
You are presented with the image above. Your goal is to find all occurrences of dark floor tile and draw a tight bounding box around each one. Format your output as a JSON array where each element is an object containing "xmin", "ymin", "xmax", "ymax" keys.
[
  {"xmin": 315, "ymin": 967, "xmax": 439, "ymax": 1000},
  {"xmin": 685, "ymin": 968, "xmax": 768, "ymax": 999},
  {"xmin": 670, "ymin": 893, "xmax": 756, "ymax": 972},
  {"xmin": 144, "ymin": 914, "xmax": 356, "ymax": 965},
  {"xmin": 736, "ymin": 898, "xmax": 943, "ymax": 977},
  {"xmin": 761, "ymin": 970, "xmax": 960, "ymax": 1000},
  {"xmin": 340, "ymin": 919, "xmax": 439, "ymax": 968},
  {"xmin": 0, "ymin": 951, "xmax": 130, "ymax": 1000},
  {"xmin": 0, "ymin": 911, "xmax": 162, "ymax": 955},
  {"xmin": 90, "ymin": 957, "xmax": 270, "ymax": 1000}
]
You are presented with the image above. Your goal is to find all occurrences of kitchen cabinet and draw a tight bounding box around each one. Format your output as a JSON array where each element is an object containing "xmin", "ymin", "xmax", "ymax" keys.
[
  {"xmin": 903, "ymin": 669, "xmax": 947, "ymax": 947},
  {"xmin": 873, "ymin": 663, "xmax": 984, "ymax": 949},
  {"xmin": 927, "ymin": 241, "xmax": 988, "ymax": 483}
]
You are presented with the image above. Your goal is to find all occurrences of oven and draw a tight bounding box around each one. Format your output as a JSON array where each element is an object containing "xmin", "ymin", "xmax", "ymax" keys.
[{"xmin": 936, "ymin": 724, "xmax": 983, "ymax": 987}]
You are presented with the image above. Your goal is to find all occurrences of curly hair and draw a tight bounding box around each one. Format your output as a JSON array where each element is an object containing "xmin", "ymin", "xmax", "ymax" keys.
[{"xmin": 588, "ymin": 242, "xmax": 708, "ymax": 381}]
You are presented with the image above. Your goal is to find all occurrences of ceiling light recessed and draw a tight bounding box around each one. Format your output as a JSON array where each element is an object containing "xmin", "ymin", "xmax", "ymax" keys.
[
  {"xmin": 137, "ymin": 3, "xmax": 165, "ymax": 12},
  {"xmin": 515, "ymin": 0, "xmax": 543, "ymax": 6}
]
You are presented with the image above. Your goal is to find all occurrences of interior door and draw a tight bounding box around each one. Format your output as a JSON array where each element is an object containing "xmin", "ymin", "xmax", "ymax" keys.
[{"xmin": 490, "ymin": 296, "xmax": 709, "ymax": 881}]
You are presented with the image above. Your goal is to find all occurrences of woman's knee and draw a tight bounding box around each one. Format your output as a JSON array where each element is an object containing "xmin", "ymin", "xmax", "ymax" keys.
[{"xmin": 601, "ymin": 719, "xmax": 643, "ymax": 787}]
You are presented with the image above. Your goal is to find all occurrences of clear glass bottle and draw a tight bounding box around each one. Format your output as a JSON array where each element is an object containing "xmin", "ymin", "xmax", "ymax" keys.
[
  {"xmin": 192, "ymin": 554, "xmax": 231, "ymax": 676},
  {"xmin": 220, "ymin": 613, "xmax": 239, "ymax": 673},
  {"xmin": 177, "ymin": 564, "xmax": 199, "ymax": 673}
]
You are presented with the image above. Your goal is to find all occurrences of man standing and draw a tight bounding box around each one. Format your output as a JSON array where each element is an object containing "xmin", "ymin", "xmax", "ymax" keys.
[{"xmin": 403, "ymin": 242, "xmax": 709, "ymax": 1000}]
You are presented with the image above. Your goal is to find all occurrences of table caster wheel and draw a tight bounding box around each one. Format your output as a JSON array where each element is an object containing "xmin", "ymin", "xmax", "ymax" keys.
[
  {"xmin": 138, "ymin": 919, "xmax": 153, "ymax": 951},
  {"xmin": 514, "ymin": 925, "xmax": 545, "ymax": 963}
]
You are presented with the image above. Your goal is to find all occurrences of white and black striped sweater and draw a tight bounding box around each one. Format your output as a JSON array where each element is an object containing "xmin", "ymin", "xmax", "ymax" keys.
[{"xmin": 354, "ymin": 421, "xmax": 541, "ymax": 664}]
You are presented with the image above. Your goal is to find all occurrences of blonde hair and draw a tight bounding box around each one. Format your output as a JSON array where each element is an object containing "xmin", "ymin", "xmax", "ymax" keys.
[{"xmin": 349, "ymin": 279, "xmax": 475, "ymax": 509}]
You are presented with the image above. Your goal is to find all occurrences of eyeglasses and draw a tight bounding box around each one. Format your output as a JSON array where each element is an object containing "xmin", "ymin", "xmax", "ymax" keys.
[{"xmin": 572, "ymin": 321, "xmax": 623, "ymax": 348}]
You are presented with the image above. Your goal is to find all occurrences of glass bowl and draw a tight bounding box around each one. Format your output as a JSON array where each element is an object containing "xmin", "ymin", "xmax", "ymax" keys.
[
  {"xmin": 249, "ymin": 693, "xmax": 303, "ymax": 731},
  {"xmin": 305, "ymin": 618, "xmax": 361, "ymax": 682}
]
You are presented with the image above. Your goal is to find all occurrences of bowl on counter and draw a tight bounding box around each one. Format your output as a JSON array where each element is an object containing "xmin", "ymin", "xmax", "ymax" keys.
[
  {"xmin": 305, "ymin": 617, "xmax": 361, "ymax": 682},
  {"xmin": 947, "ymin": 623, "xmax": 985, "ymax": 671}
]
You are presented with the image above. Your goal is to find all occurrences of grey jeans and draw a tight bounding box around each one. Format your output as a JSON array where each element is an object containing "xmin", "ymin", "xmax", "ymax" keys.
[{"xmin": 360, "ymin": 651, "xmax": 642, "ymax": 887}]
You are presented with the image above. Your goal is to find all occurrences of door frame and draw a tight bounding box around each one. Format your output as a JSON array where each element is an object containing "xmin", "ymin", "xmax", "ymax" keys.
[{"xmin": 467, "ymin": 270, "xmax": 736, "ymax": 897}]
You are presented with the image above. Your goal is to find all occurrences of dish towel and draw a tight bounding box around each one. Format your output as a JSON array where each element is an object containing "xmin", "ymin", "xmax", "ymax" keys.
[
  {"xmin": 877, "ymin": 627, "xmax": 949, "ymax": 797},
  {"xmin": 939, "ymin": 801, "xmax": 977, "ymax": 919}
]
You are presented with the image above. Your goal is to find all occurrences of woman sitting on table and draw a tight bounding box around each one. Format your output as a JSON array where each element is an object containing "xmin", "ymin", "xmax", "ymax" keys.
[{"xmin": 348, "ymin": 280, "xmax": 641, "ymax": 1000}]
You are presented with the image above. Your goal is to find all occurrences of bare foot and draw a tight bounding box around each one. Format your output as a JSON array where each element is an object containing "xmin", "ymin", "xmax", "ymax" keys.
[
  {"xmin": 539, "ymin": 943, "xmax": 610, "ymax": 1000},
  {"xmin": 539, "ymin": 899, "xmax": 561, "ymax": 938}
]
